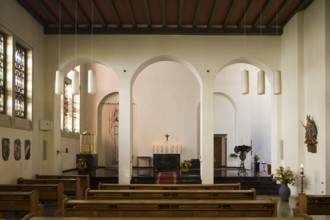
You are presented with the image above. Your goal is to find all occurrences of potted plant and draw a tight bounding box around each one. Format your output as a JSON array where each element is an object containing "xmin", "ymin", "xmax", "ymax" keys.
[{"xmin": 272, "ymin": 166, "xmax": 297, "ymax": 201}]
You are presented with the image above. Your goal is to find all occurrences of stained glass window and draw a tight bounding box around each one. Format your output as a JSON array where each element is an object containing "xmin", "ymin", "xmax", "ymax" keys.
[
  {"xmin": 0, "ymin": 33, "xmax": 6, "ymax": 114},
  {"xmin": 64, "ymin": 80, "xmax": 73, "ymax": 132},
  {"xmin": 63, "ymin": 74, "xmax": 80, "ymax": 134},
  {"xmin": 14, "ymin": 44, "xmax": 26, "ymax": 118}
]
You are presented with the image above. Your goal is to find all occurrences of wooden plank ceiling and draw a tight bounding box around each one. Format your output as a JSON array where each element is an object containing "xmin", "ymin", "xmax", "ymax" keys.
[{"xmin": 17, "ymin": 0, "xmax": 313, "ymax": 35}]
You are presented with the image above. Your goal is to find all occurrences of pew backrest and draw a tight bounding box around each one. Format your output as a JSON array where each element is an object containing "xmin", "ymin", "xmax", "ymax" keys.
[
  {"xmin": 62, "ymin": 198, "xmax": 277, "ymax": 217},
  {"xmin": 0, "ymin": 183, "xmax": 64, "ymax": 209},
  {"xmin": 17, "ymin": 177, "xmax": 83, "ymax": 199},
  {"xmin": 0, "ymin": 190, "xmax": 43, "ymax": 216},
  {"xmin": 297, "ymin": 193, "xmax": 330, "ymax": 215},
  {"xmin": 98, "ymin": 182, "xmax": 241, "ymax": 190},
  {"xmin": 85, "ymin": 188, "xmax": 256, "ymax": 200},
  {"xmin": 35, "ymin": 174, "xmax": 90, "ymax": 194}
]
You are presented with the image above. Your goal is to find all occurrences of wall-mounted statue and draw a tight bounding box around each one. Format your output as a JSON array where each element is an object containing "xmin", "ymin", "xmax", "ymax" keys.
[{"xmin": 300, "ymin": 115, "xmax": 318, "ymax": 153}]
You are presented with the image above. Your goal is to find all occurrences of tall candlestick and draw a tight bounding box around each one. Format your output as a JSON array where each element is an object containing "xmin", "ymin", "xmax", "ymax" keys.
[{"xmin": 300, "ymin": 164, "xmax": 304, "ymax": 175}]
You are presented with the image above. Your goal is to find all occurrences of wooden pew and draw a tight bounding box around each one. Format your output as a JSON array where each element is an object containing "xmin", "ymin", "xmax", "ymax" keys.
[
  {"xmin": 17, "ymin": 177, "xmax": 83, "ymax": 199},
  {"xmin": 62, "ymin": 198, "xmax": 277, "ymax": 217},
  {"xmin": 28, "ymin": 217, "xmax": 314, "ymax": 220},
  {"xmin": 0, "ymin": 183, "xmax": 65, "ymax": 210},
  {"xmin": 98, "ymin": 183, "xmax": 241, "ymax": 190},
  {"xmin": 35, "ymin": 174, "xmax": 90, "ymax": 196},
  {"xmin": 85, "ymin": 188, "xmax": 256, "ymax": 200},
  {"xmin": 0, "ymin": 190, "xmax": 44, "ymax": 217},
  {"xmin": 294, "ymin": 192, "xmax": 330, "ymax": 216}
]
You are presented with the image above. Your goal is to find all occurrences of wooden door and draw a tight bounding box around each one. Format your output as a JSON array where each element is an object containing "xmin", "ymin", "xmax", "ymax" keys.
[{"xmin": 214, "ymin": 134, "xmax": 227, "ymax": 168}]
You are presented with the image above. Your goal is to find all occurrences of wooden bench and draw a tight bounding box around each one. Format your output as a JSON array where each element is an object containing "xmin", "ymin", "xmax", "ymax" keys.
[
  {"xmin": 28, "ymin": 217, "xmax": 313, "ymax": 220},
  {"xmin": 294, "ymin": 192, "xmax": 330, "ymax": 216},
  {"xmin": 62, "ymin": 198, "xmax": 277, "ymax": 217},
  {"xmin": 85, "ymin": 188, "xmax": 256, "ymax": 200},
  {"xmin": 0, "ymin": 190, "xmax": 44, "ymax": 217},
  {"xmin": 35, "ymin": 174, "xmax": 90, "ymax": 196},
  {"xmin": 0, "ymin": 183, "xmax": 65, "ymax": 210},
  {"xmin": 17, "ymin": 177, "xmax": 83, "ymax": 199},
  {"xmin": 98, "ymin": 183, "xmax": 241, "ymax": 190}
]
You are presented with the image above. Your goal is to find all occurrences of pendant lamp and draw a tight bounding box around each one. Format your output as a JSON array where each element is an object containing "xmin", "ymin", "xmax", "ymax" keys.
[
  {"xmin": 72, "ymin": 69, "xmax": 80, "ymax": 95},
  {"xmin": 274, "ymin": 70, "xmax": 282, "ymax": 95},
  {"xmin": 55, "ymin": 70, "xmax": 64, "ymax": 95},
  {"xmin": 88, "ymin": 69, "xmax": 96, "ymax": 94},
  {"xmin": 257, "ymin": 70, "xmax": 265, "ymax": 94},
  {"xmin": 241, "ymin": 70, "xmax": 249, "ymax": 94}
]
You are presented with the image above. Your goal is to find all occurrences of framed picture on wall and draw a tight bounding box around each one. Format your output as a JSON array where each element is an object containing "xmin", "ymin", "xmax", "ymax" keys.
[
  {"xmin": 14, "ymin": 139, "xmax": 21, "ymax": 161},
  {"xmin": 25, "ymin": 140, "xmax": 31, "ymax": 160},
  {"xmin": 2, "ymin": 138, "xmax": 9, "ymax": 161}
]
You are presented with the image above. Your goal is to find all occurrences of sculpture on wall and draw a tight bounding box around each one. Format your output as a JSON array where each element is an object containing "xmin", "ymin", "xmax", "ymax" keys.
[{"xmin": 300, "ymin": 115, "xmax": 318, "ymax": 153}]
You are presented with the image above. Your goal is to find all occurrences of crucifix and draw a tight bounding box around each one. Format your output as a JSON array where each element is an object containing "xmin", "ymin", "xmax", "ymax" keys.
[{"xmin": 165, "ymin": 133, "xmax": 170, "ymax": 141}]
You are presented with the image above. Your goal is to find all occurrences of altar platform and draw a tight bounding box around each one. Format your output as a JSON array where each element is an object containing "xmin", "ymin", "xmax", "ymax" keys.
[{"xmin": 64, "ymin": 166, "xmax": 279, "ymax": 195}]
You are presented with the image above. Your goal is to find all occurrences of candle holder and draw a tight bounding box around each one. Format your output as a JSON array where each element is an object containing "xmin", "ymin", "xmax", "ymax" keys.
[{"xmin": 300, "ymin": 173, "xmax": 305, "ymax": 193}]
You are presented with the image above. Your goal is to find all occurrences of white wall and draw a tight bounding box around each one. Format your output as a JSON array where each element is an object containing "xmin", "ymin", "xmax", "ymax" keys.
[
  {"xmin": 3, "ymin": 0, "xmax": 329, "ymax": 188},
  {"xmin": 132, "ymin": 61, "xmax": 200, "ymax": 163},
  {"xmin": 214, "ymin": 63, "xmax": 271, "ymax": 168},
  {"xmin": 0, "ymin": 0, "xmax": 46, "ymax": 183}
]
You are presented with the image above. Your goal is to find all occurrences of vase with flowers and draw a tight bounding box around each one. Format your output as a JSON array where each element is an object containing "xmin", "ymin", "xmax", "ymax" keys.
[
  {"xmin": 272, "ymin": 166, "xmax": 297, "ymax": 201},
  {"xmin": 76, "ymin": 157, "xmax": 88, "ymax": 175},
  {"xmin": 180, "ymin": 160, "xmax": 192, "ymax": 172}
]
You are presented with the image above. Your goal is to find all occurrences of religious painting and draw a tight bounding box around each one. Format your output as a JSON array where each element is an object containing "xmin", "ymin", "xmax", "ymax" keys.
[
  {"xmin": 300, "ymin": 115, "xmax": 317, "ymax": 153},
  {"xmin": 14, "ymin": 139, "xmax": 21, "ymax": 161},
  {"xmin": 2, "ymin": 138, "xmax": 9, "ymax": 161},
  {"xmin": 25, "ymin": 140, "xmax": 31, "ymax": 160}
]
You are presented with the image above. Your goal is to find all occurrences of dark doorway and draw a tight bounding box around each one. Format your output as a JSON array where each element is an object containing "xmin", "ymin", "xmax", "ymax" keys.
[{"xmin": 214, "ymin": 134, "xmax": 227, "ymax": 168}]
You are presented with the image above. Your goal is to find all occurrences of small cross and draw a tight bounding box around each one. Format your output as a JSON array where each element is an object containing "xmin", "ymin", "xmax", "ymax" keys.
[{"xmin": 165, "ymin": 133, "xmax": 170, "ymax": 141}]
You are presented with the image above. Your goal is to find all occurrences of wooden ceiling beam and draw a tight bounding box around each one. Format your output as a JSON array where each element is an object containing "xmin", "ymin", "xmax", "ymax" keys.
[
  {"xmin": 238, "ymin": 0, "xmax": 254, "ymax": 27},
  {"xmin": 178, "ymin": 0, "xmax": 184, "ymax": 27},
  {"xmin": 223, "ymin": 0, "xmax": 239, "ymax": 26},
  {"xmin": 93, "ymin": 0, "xmax": 107, "ymax": 27},
  {"xmin": 208, "ymin": 0, "xmax": 220, "ymax": 28},
  {"xmin": 143, "ymin": 0, "xmax": 151, "ymax": 27},
  {"xmin": 161, "ymin": 0, "xmax": 166, "ymax": 27},
  {"xmin": 105, "ymin": 0, "xmax": 121, "ymax": 26},
  {"xmin": 192, "ymin": 0, "xmax": 201, "ymax": 27}
]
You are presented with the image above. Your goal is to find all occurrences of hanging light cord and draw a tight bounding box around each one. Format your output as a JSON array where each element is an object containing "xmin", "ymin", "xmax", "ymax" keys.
[
  {"xmin": 74, "ymin": 0, "xmax": 77, "ymax": 70},
  {"xmin": 58, "ymin": 0, "xmax": 61, "ymax": 69},
  {"xmin": 91, "ymin": 0, "xmax": 94, "ymax": 69}
]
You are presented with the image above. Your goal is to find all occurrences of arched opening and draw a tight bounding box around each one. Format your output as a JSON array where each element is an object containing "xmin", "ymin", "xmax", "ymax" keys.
[
  {"xmin": 214, "ymin": 62, "xmax": 272, "ymax": 175},
  {"xmin": 132, "ymin": 60, "xmax": 200, "ymax": 177}
]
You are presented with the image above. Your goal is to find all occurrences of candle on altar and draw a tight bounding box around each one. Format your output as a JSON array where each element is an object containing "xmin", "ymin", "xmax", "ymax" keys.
[
  {"xmin": 153, "ymin": 145, "xmax": 155, "ymax": 153},
  {"xmin": 180, "ymin": 145, "xmax": 182, "ymax": 153},
  {"xmin": 176, "ymin": 145, "xmax": 178, "ymax": 153},
  {"xmin": 300, "ymin": 164, "xmax": 304, "ymax": 175}
]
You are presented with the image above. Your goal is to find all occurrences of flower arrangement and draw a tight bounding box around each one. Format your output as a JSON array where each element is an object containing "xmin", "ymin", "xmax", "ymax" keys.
[
  {"xmin": 253, "ymin": 154, "xmax": 260, "ymax": 162},
  {"xmin": 76, "ymin": 157, "xmax": 88, "ymax": 171},
  {"xmin": 272, "ymin": 166, "xmax": 297, "ymax": 185},
  {"xmin": 180, "ymin": 160, "xmax": 192, "ymax": 170}
]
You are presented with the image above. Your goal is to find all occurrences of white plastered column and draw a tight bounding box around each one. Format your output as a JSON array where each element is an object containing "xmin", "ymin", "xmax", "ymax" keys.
[
  {"xmin": 200, "ymin": 75, "xmax": 214, "ymax": 184},
  {"xmin": 118, "ymin": 77, "xmax": 133, "ymax": 184}
]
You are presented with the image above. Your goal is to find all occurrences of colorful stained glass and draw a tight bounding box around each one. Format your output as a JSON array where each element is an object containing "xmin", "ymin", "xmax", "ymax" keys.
[
  {"xmin": 0, "ymin": 33, "xmax": 5, "ymax": 113},
  {"xmin": 63, "ymin": 75, "xmax": 80, "ymax": 133},
  {"xmin": 14, "ymin": 44, "xmax": 26, "ymax": 118}
]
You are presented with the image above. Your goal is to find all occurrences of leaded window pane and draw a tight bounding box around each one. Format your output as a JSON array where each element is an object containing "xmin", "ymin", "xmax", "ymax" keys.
[{"xmin": 14, "ymin": 44, "xmax": 26, "ymax": 118}]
